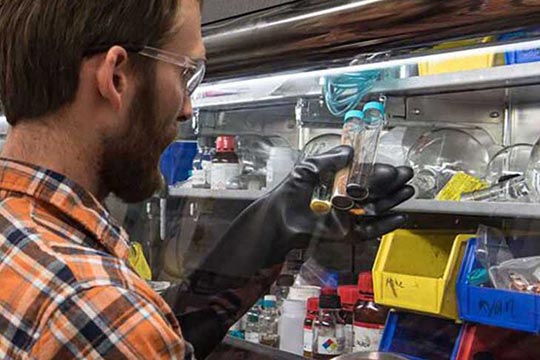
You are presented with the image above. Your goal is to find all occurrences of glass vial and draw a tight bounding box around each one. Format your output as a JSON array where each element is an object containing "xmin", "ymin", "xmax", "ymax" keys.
[
  {"xmin": 331, "ymin": 111, "xmax": 364, "ymax": 210},
  {"xmin": 347, "ymin": 101, "xmax": 385, "ymax": 200},
  {"xmin": 353, "ymin": 272, "xmax": 389, "ymax": 353}
]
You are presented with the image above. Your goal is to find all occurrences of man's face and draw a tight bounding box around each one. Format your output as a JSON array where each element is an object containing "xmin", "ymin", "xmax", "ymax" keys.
[{"xmin": 100, "ymin": 0, "xmax": 206, "ymax": 203}]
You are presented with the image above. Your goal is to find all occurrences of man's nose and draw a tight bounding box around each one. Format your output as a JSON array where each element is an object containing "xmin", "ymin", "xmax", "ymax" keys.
[{"xmin": 178, "ymin": 96, "xmax": 193, "ymax": 122}]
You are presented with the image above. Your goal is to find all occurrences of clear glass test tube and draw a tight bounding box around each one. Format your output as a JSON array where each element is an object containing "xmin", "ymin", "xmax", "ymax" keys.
[
  {"xmin": 331, "ymin": 111, "xmax": 364, "ymax": 211},
  {"xmin": 346, "ymin": 101, "xmax": 385, "ymax": 201}
]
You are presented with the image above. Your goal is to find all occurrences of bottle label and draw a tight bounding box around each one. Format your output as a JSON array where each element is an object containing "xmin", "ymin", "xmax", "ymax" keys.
[
  {"xmin": 344, "ymin": 324, "xmax": 353, "ymax": 352},
  {"xmin": 353, "ymin": 323, "xmax": 384, "ymax": 352},
  {"xmin": 211, "ymin": 163, "xmax": 240, "ymax": 190},
  {"xmin": 316, "ymin": 336, "xmax": 344, "ymax": 355},
  {"xmin": 191, "ymin": 169, "xmax": 206, "ymax": 187},
  {"xmin": 303, "ymin": 328, "xmax": 313, "ymax": 353},
  {"xmin": 245, "ymin": 331, "xmax": 260, "ymax": 344}
]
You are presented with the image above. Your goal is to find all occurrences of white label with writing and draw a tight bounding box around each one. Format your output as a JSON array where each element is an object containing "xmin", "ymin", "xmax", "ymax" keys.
[
  {"xmin": 316, "ymin": 336, "xmax": 344, "ymax": 355},
  {"xmin": 353, "ymin": 324, "xmax": 383, "ymax": 352},
  {"xmin": 303, "ymin": 328, "xmax": 313, "ymax": 353},
  {"xmin": 344, "ymin": 324, "xmax": 354, "ymax": 352},
  {"xmin": 191, "ymin": 169, "xmax": 206, "ymax": 187}
]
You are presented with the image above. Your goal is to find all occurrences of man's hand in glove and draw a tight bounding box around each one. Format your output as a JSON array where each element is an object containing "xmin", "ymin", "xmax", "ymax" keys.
[
  {"xmin": 196, "ymin": 145, "xmax": 414, "ymax": 277},
  {"xmin": 180, "ymin": 145, "xmax": 414, "ymax": 359}
]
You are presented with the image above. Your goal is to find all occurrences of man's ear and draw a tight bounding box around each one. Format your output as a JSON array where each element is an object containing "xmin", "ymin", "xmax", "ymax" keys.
[{"xmin": 95, "ymin": 46, "xmax": 131, "ymax": 113}]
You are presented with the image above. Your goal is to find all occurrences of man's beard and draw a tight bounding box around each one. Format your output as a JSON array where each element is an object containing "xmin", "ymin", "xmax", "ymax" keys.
[{"xmin": 100, "ymin": 70, "xmax": 177, "ymax": 203}]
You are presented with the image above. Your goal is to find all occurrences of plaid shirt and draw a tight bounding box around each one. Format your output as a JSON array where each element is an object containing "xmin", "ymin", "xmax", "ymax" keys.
[{"xmin": 0, "ymin": 159, "xmax": 187, "ymax": 359}]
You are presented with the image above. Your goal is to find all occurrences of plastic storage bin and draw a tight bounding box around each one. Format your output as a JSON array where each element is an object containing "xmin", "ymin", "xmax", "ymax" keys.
[
  {"xmin": 455, "ymin": 323, "xmax": 540, "ymax": 359},
  {"xmin": 418, "ymin": 37, "xmax": 494, "ymax": 75},
  {"xmin": 457, "ymin": 237, "xmax": 540, "ymax": 333},
  {"xmin": 500, "ymin": 31, "xmax": 540, "ymax": 65},
  {"xmin": 159, "ymin": 141, "xmax": 198, "ymax": 186},
  {"xmin": 379, "ymin": 311, "xmax": 462, "ymax": 360},
  {"xmin": 373, "ymin": 230, "xmax": 473, "ymax": 319}
]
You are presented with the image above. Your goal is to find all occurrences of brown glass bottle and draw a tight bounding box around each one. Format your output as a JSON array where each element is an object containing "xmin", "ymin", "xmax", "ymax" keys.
[
  {"xmin": 338, "ymin": 285, "xmax": 359, "ymax": 354},
  {"xmin": 313, "ymin": 293, "xmax": 345, "ymax": 359},
  {"xmin": 353, "ymin": 272, "xmax": 390, "ymax": 353},
  {"xmin": 210, "ymin": 136, "xmax": 240, "ymax": 190},
  {"xmin": 303, "ymin": 297, "xmax": 319, "ymax": 358}
]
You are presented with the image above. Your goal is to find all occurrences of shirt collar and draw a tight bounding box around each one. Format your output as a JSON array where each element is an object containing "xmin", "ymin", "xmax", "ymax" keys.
[{"xmin": 0, "ymin": 158, "xmax": 130, "ymax": 260}]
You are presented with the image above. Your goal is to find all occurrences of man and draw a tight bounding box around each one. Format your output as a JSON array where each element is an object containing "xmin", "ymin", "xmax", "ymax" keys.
[{"xmin": 0, "ymin": 0, "xmax": 413, "ymax": 359}]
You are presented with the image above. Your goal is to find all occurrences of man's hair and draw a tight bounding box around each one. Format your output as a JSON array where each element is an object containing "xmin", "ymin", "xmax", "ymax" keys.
[{"xmin": 0, "ymin": 1, "xmax": 181, "ymax": 125}]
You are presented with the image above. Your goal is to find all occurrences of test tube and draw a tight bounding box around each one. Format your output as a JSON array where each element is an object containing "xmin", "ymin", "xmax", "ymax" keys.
[
  {"xmin": 331, "ymin": 110, "xmax": 364, "ymax": 210},
  {"xmin": 304, "ymin": 134, "xmax": 341, "ymax": 214},
  {"xmin": 310, "ymin": 178, "xmax": 333, "ymax": 214},
  {"xmin": 346, "ymin": 101, "xmax": 385, "ymax": 201}
]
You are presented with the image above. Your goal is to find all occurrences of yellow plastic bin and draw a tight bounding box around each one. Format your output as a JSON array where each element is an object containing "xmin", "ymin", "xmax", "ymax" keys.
[
  {"xmin": 419, "ymin": 37, "xmax": 494, "ymax": 75},
  {"xmin": 373, "ymin": 230, "xmax": 473, "ymax": 319}
]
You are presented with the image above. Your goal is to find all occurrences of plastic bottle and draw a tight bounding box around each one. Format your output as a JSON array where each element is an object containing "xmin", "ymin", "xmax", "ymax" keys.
[
  {"xmin": 211, "ymin": 136, "xmax": 240, "ymax": 190},
  {"xmin": 272, "ymin": 274, "xmax": 295, "ymax": 308},
  {"xmin": 331, "ymin": 110, "xmax": 364, "ymax": 210},
  {"xmin": 259, "ymin": 295, "xmax": 280, "ymax": 347},
  {"xmin": 244, "ymin": 300, "xmax": 263, "ymax": 344},
  {"xmin": 338, "ymin": 285, "xmax": 359, "ymax": 354},
  {"xmin": 267, "ymin": 147, "xmax": 298, "ymax": 190},
  {"xmin": 353, "ymin": 272, "xmax": 389, "ymax": 353},
  {"xmin": 278, "ymin": 298, "xmax": 306, "ymax": 355},
  {"xmin": 303, "ymin": 297, "xmax": 319, "ymax": 358},
  {"xmin": 227, "ymin": 320, "xmax": 245, "ymax": 340},
  {"xmin": 347, "ymin": 101, "xmax": 385, "ymax": 201},
  {"xmin": 313, "ymin": 293, "xmax": 345, "ymax": 359},
  {"xmin": 191, "ymin": 143, "xmax": 212, "ymax": 188}
]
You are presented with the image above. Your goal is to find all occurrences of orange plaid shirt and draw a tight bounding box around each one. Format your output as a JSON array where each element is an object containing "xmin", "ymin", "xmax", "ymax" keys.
[{"xmin": 0, "ymin": 159, "xmax": 187, "ymax": 359}]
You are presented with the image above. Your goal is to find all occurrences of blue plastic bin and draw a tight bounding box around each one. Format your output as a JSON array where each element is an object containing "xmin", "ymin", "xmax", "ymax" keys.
[
  {"xmin": 379, "ymin": 311, "xmax": 463, "ymax": 360},
  {"xmin": 159, "ymin": 141, "xmax": 198, "ymax": 186},
  {"xmin": 456, "ymin": 238, "xmax": 540, "ymax": 333},
  {"xmin": 501, "ymin": 32, "xmax": 540, "ymax": 65}
]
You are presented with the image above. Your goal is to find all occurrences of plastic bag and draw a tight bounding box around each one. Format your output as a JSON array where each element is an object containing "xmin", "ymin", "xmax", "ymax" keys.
[
  {"xmin": 476, "ymin": 225, "xmax": 513, "ymax": 271},
  {"xmin": 489, "ymin": 256, "xmax": 540, "ymax": 293},
  {"xmin": 128, "ymin": 242, "xmax": 152, "ymax": 281}
]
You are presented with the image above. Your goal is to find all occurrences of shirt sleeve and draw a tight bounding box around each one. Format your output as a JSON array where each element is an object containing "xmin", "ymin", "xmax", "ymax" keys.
[{"xmin": 30, "ymin": 285, "xmax": 186, "ymax": 360}]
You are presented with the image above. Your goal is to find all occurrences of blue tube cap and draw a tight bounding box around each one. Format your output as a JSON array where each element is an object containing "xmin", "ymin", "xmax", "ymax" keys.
[
  {"xmin": 363, "ymin": 101, "xmax": 385, "ymax": 114},
  {"xmin": 344, "ymin": 110, "xmax": 364, "ymax": 123}
]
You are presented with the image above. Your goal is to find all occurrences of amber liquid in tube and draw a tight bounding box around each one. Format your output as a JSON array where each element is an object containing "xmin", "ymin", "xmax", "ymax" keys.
[{"xmin": 331, "ymin": 111, "xmax": 364, "ymax": 211}]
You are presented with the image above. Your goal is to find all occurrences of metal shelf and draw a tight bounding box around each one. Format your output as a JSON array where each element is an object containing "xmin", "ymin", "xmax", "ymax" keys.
[
  {"xmin": 371, "ymin": 62, "xmax": 540, "ymax": 96},
  {"xmin": 193, "ymin": 62, "xmax": 540, "ymax": 109},
  {"xmin": 395, "ymin": 199, "xmax": 540, "ymax": 219},
  {"xmin": 168, "ymin": 187, "xmax": 267, "ymax": 200},
  {"xmin": 169, "ymin": 187, "xmax": 540, "ymax": 219}
]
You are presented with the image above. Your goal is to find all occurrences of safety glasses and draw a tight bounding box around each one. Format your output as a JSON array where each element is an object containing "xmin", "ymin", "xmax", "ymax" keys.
[
  {"xmin": 137, "ymin": 46, "xmax": 206, "ymax": 96},
  {"xmin": 84, "ymin": 45, "xmax": 206, "ymax": 96}
]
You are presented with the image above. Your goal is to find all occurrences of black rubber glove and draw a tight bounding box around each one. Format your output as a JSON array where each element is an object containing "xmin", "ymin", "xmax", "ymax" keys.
[
  {"xmin": 195, "ymin": 145, "xmax": 414, "ymax": 278},
  {"xmin": 180, "ymin": 145, "xmax": 414, "ymax": 359}
]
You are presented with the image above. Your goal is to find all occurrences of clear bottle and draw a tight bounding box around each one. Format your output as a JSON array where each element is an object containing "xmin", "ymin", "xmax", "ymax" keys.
[
  {"xmin": 227, "ymin": 319, "xmax": 245, "ymax": 340},
  {"xmin": 272, "ymin": 274, "xmax": 295, "ymax": 309},
  {"xmin": 338, "ymin": 285, "xmax": 359, "ymax": 354},
  {"xmin": 244, "ymin": 300, "xmax": 263, "ymax": 344},
  {"xmin": 331, "ymin": 110, "xmax": 364, "ymax": 210},
  {"xmin": 353, "ymin": 272, "xmax": 389, "ymax": 353},
  {"xmin": 347, "ymin": 101, "xmax": 385, "ymax": 200},
  {"xmin": 211, "ymin": 136, "xmax": 240, "ymax": 190},
  {"xmin": 303, "ymin": 297, "xmax": 319, "ymax": 358},
  {"xmin": 191, "ymin": 142, "xmax": 212, "ymax": 188},
  {"xmin": 313, "ymin": 293, "xmax": 345, "ymax": 359},
  {"xmin": 259, "ymin": 295, "xmax": 280, "ymax": 347},
  {"xmin": 462, "ymin": 135, "xmax": 540, "ymax": 203}
]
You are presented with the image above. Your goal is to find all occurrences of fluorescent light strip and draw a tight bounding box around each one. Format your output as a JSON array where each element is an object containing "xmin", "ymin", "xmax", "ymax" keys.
[
  {"xmin": 204, "ymin": 0, "xmax": 384, "ymax": 39},
  {"xmin": 194, "ymin": 38, "xmax": 540, "ymax": 95}
]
